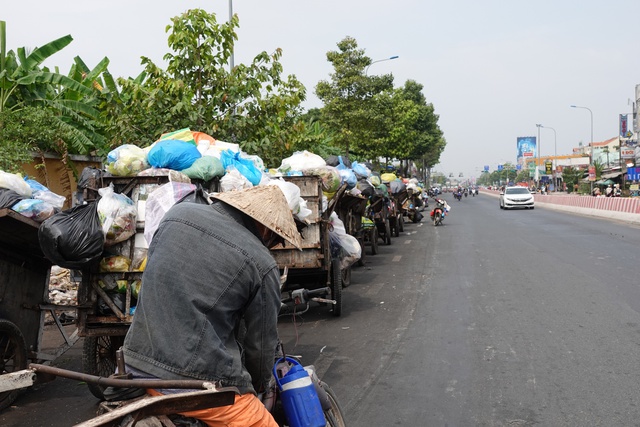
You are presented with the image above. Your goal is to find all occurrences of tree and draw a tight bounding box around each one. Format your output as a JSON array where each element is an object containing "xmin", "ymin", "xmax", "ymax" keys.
[
  {"xmin": 315, "ymin": 36, "xmax": 393, "ymax": 158},
  {"xmin": 102, "ymin": 9, "xmax": 306, "ymax": 168},
  {"xmin": 561, "ymin": 166, "xmax": 583, "ymax": 193},
  {"xmin": 386, "ymin": 80, "xmax": 445, "ymax": 176},
  {"xmin": 0, "ymin": 20, "xmax": 107, "ymax": 178}
]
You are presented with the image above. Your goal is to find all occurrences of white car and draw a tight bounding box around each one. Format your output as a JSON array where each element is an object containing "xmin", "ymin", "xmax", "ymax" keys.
[{"xmin": 499, "ymin": 186, "xmax": 534, "ymax": 210}]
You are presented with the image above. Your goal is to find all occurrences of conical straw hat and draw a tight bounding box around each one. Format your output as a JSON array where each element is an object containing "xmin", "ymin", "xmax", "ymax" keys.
[{"xmin": 210, "ymin": 185, "xmax": 302, "ymax": 250}]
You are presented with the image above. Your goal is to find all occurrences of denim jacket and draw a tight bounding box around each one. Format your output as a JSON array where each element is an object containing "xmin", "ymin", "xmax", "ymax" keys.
[{"xmin": 123, "ymin": 202, "xmax": 281, "ymax": 395}]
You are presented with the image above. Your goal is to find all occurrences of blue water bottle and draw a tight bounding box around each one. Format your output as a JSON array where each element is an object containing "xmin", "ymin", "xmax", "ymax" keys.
[{"xmin": 274, "ymin": 357, "xmax": 326, "ymax": 427}]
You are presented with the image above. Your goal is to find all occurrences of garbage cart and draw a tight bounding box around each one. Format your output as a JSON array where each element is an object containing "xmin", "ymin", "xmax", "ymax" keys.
[{"xmin": 0, "ymin": 208, "xmax": 79, "ymax": 410}]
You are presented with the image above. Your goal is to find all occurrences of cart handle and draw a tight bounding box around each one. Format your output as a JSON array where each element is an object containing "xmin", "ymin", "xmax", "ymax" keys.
[{"xmin": 28, "ymin": 363, "xmax": 224, "ymax": 390}]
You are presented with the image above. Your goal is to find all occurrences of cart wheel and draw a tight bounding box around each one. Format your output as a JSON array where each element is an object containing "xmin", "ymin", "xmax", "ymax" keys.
[
  {"xmin": 357, "ymin": 236, "xmax": 366, "ymax": 267},
  {"xmin": 384, "ymin": 221, "xmax": 392, "ymax": 245},
  {"xmin": 82, "ymin": 335, "xmax": 125, "ymax": 400},
  {"xmin": 0, "ymin": 320, "xmax": 28, "ymax": 411},
  {"xmin": 398, "ymin": 214, "xmax": 404, "ymax": 232},
  {"xmin": 392, "ymin": 216, "xmax": 400, "ymax": 237},
  {"xmin": 389, "ymin": 217, "xmax": 396, "ymax": 238},
  {"xmin": 370, "ymin": 229, "xmax": 379, "ymax": 255},
  {"xmin": 342, "ymin": 266, "xmax": 351, "ymax": 288},
  {"xmin": 330, "ymin": 258, "xmax": 342, "ymax": 317}
]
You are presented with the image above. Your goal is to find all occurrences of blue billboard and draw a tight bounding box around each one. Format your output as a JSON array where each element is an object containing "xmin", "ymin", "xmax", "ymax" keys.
[{"xmin": 517, "ymin": 136, "xmax": 537, "ymax": 167}]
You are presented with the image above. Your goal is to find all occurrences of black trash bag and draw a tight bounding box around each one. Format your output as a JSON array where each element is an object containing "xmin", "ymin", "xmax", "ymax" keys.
[
  {"xmin": 356, "ymin": 179, "xmax": 374, "ymax": 198},
  {"xmin": 325, "ymin": 155, "xmax": 340, "ymax": 167},
  {"xmin": 177, "ymin": 183, "xmax": 210, "ymax": 205},
  {"xmin": 77, "ymin": 166, "xmax": 103, "ymax": 189},
  {"xmin": 0, "ymin": 189, "xmax": 24, "ymax": 209},
  {"xmin": 38, "ymin": 202, "xmax": 105, "ymax": 269},
  {"xmin": 76, "ymin": 167, "xmax": 103, "ymax": 205},
  {"xmin": 325, "ymin": 155, "xmax": 351, "ymax": 168}
]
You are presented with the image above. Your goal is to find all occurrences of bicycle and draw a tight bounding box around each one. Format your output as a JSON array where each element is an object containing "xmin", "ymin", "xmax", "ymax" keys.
[{"xmin": 22, "ymin": 341, "xmax": 346, "ymax": 426}]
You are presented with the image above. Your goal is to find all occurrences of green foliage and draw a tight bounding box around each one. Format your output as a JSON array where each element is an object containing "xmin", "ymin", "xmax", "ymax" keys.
[
  {"xmin": 515, "ymin": 169, "xmax": 529, "ymax": 183},
  {"xmin": 101, "ymin": 9, "xmax": 306, "ymax": 168},
  {"xmin": 0, "ymin": 20, "xmax": 107, "ymax": 162},
  {"xmin": 386, "ymin": 81, "xmax": 445, "ymax": 170},
  {"xmin": 561, "ymin": 166, "xmax": 584, "ymax": 193},
  {"xmin": 316, "ymin": 36, "xmax": 393, "ymax": 157},
  {"xmin": 0, "ymin": 107, "xmax": 73, "ymax": 172},
  {"xmin": 316, "ymin": 38, "xmax": 445, "ymax": 173}
]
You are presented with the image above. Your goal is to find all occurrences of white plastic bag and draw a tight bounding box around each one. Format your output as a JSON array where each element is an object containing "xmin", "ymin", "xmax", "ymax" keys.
[
  {"xmin": 338, "ymin": 234, "xmax": 362, "ymax": 270},
  {"xmin": 266, "ymin": 179, "xmax": 312, "ymax": 222},
  {"xmin": 106, "ymin": 145, "xmax": 149, "ymax": 176},
  {"xmin": 220, "ymin": 167, "xmax": 253, "ymax": 192},
  {"xmin": 279, "ymin": 150, "xmax": 326, "ymax": 173},
  {"xmin": 328, "ymin": 212, "xmax": 361, "ymax": 269},
  {"xmin": 143, "ymin": 182, "xmax": 196, "ymax": 245},
  {"xmin": 0, "ymin": 171, "xmax": 32, "ymax": 198},
  {"xmin": 97, "ymin": 184, "xmax": 137, "ymax": 246}
]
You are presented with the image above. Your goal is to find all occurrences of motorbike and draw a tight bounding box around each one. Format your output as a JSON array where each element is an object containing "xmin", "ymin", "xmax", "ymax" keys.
[
  {"xmin": 430, "ymin": 200, "xmax": 447, "ymax": 226},
  {"xmin": 454, "ymin": 191, "xmax": 462, "ymax": 201}
]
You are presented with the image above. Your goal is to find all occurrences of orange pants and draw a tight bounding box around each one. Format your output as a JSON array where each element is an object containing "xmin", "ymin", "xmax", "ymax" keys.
[{"xmin": 147, "ymin": 389, "xmax": 278, "ymax": 427}]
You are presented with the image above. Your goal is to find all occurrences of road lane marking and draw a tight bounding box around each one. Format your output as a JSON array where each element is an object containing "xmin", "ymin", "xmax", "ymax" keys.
[
  {"xmin": 392, "ymin": 255, "xmax": 402, "ymax": 262},
  {"xmin": 405, "ymin": 240, "xmax": 411, "ymax": 244}
]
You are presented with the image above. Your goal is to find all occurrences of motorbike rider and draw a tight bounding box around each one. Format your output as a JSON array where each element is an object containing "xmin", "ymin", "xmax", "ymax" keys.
[
  {"xmin": 430, "ymin": 197, "xmax": 451, "ymax": 220},
  {"xmin": 122, "ymin": 185, "xmax": 303, "ymax": 427}
]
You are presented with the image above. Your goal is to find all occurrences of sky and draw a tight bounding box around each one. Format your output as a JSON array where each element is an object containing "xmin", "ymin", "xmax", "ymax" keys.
[{"xmin": 4, "ymin": 1, "xmax": 640, "ymax": 180}]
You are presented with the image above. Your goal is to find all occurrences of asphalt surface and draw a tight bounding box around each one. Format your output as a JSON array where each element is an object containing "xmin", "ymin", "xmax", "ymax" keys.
[{"xmin": 3, "ymin": 192, "xmax": 640, "ymax": 426}]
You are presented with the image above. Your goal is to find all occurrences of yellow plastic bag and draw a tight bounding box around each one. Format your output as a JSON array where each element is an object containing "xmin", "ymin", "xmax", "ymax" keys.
[
  {"xmin": 381, "ymin": 173, "xmax": 397, "ymax": 182},
  {"xmin": 158, "ymin": 128, "xmax": 196, "ymax": 145},
  {"xmin": 99, "ymin": 256, "xmax": 131, "ymax": 272}
]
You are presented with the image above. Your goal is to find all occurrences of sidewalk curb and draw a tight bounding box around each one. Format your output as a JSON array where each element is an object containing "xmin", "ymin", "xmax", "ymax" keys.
[{"xmin": 482, "ymin": 190, "xmax": 640, "ymax": 225}]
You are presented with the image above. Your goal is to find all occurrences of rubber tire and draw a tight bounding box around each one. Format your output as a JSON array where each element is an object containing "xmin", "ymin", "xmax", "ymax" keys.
[
  {"xmin": 356, "ymin": 236, "xmax": 366, "ymax": 266},
  {"xmin": 392, "ymin": 217, "xmax": 399, "ymax": 237},
  {"xmin": 370, "ymin": 228, "xmax": 378, "ymax": 255},
  {"xmin": 82, "ymin": 335, "xmax": 125, "ymax": 400},
  {"xmin": 384, "ymin": 221, "xmax": 392, "ymax": 245},
  {"xmin": 398, "ymin": 214, "xmax": 404, "ymax": 232},
  {"xmin": 0, "ymin": 320, "xmax": 28, "ymax": 411},
  {"xmin": 321, "ymin": 381, "xmax": 347, "ymax": 427},
  {"xmin": 330, "ymin": 258, "xmax": 342, "ymax": 317}
]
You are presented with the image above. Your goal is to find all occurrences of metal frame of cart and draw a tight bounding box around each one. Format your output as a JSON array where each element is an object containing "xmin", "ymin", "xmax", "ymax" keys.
[
  {"xmin": 271, "ymin": 176, "xmax": 348, "ymax": 317},
  {"xmin": 0, "ymin": 208, "xmax": 79, "ymax": 410},
  {"xmin": 76, "ymin": 174, "xmax": 218, "ymax": 399}
]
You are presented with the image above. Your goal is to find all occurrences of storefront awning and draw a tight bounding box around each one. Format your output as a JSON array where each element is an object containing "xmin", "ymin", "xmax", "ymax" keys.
[{"xmin": 602, "ymin": 171, "xmax": 623, "ymax": 179}]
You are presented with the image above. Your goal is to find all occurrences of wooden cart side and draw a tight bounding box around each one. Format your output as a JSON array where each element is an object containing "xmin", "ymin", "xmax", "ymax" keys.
[
  {"xmin": 269, "ymin": 176, "xmax": 325, "ymax": 269},
  {"xmin": 0, "ymin": 209, "xmax": 50, "ymax": 356}
]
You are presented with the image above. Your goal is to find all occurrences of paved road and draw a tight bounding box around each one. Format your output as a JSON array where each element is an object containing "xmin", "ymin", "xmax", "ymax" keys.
[{"xmin": 3, "ymin": 193, "xmax": 640, "ymax": 426}]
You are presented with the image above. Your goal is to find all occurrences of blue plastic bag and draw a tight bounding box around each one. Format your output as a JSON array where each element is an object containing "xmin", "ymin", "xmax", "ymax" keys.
[
  {"xmin": 351, "ymin": 161, "xmax": 370, "ymax": 180},
  {"xmin": 220, "ymin": 150, "xmax": 262, "ymax": 186},
  {"xmin": 334, "ymin": 157, "xmax": 357, "ymax": 189},
  {"xmin": 147, "ymin": 140, "xmax": 201, "ymax": 171}
]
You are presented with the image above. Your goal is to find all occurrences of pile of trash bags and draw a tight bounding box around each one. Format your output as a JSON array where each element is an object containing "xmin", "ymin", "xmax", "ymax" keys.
[
  {"xmin": 0, "ymin": 170, "xmax": 67, "ymax": 222},
  {"xmin": 31, "ymin": 128, "xmax": 381, "ymax": 273}
]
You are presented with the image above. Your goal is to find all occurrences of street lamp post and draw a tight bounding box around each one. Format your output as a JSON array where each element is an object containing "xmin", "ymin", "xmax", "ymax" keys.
[
  {"xmin": 536, "ymin": 124, "xmax": 542, "ymax": 188},
  {"xmin": 229, "ymin": 0, "xmax": 234, "ymax": 72},
  {"xmin": 571, "ymin": 105, "xmax": 594, "ymax": 194},
  {"xmin": 538, "ymin": 125, "xmax": 557, "ymax": 191},
  {"xmin": 365, "ymin": 55, "xmax": 399, "ymax": 76}
]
